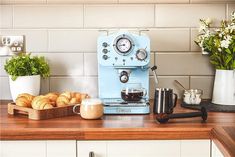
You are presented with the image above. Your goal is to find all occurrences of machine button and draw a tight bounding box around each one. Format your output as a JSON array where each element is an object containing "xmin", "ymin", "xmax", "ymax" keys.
[
  {"xmin": 102, "ymin": 55, "xmax": 108, "ymax": 60},
  {"xmin": 136, "ymin": 49, "xmax": 147, "ymax": 61},
  {"xmin": 102, "ymin": 42, "xmax": 108, "ymax": 47},
  {"xmin": 102, "ymin": 49, "xmax": 108, "ymax": 54},
  {"xmin": 119, "ymin": 71, "xmax": 129, "ymax": 83}
]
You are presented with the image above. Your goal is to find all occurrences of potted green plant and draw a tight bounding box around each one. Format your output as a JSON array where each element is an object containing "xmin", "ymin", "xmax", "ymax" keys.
[
  {"xmin": 4, "ymin": 53, "xmax": 50, "ymax": 102},
  {"xmin": 195, "ymin": 12, "xmax": 235, "ymax": 105}
]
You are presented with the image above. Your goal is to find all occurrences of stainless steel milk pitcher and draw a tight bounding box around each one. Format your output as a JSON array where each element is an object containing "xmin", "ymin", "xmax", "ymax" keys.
[{"xmin": 153, "ymin": 88, "xmax": 178, "ymax": 114}]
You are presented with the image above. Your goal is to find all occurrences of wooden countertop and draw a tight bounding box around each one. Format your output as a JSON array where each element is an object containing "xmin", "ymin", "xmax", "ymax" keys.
[{"xmin": 0, "ymin": 100, "xmax": 235, "ymax": 157}]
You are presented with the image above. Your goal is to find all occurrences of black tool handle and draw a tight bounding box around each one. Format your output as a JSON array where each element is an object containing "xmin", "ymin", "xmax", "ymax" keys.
[
  {"xmin": 169, "ymin": 112, "xmax": 201, "ymax": 118},
  {"xmin": 168, "ymin": 107, "xmax": 207, "ymax": 121}
]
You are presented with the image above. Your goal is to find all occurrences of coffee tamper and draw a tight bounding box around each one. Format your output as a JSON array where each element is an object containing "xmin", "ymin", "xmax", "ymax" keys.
[{"xmin": 156, "ymin": 107, "xmax": 207, "ymax": 123}]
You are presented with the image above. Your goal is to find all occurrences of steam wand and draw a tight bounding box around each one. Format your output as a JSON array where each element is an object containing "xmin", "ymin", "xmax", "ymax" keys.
[
  {"xmin": 156, "ymin": 107, "xmax": 208, "ymax": 123},
  {"xmin": 151, "ymin": 65, "xmax": 159, "ymax": 85}
]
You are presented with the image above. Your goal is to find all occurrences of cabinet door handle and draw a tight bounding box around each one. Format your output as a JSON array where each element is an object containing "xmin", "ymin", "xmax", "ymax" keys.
[{"xmin": 89, "ymin": 151, "xmax": 95, "ymax": 157}]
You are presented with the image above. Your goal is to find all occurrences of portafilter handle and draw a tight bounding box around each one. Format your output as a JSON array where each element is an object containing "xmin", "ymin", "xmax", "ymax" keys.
[{"xmin": 156, "ymin": 107, "xmax": 208, "ymax": 123}]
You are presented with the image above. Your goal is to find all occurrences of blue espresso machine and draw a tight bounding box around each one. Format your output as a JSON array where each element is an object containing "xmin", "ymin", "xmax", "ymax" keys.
[{"xmin": 98, "ymin": 31, "xmax": 150, "ymax": 114}]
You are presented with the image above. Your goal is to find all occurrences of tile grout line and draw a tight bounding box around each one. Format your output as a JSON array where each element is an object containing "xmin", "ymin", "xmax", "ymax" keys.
[
  {"xmin": 12, "ymin": 4, "xmax": 14, "ymax": 29},
  {"xmin": 83, "ymin": 4, "xmax": 85, "ymax": 29}
]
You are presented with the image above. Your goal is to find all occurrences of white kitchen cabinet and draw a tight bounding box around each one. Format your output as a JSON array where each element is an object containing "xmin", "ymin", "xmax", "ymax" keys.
[
  {"xmin": 107, "ymin": 140, "xmax": 181, "ymax": 157},
  {"xmin": 0, "ymin": 140, "xmax": 46, "ymax": 157},
  {"xmin": 47, "ymin": 140, "xmax": 76, "ymax": 157},
  {"xmin": 212, "ymin": 141, "xmax": 224, "ymax": 157},
  {"xmin": 181, "ymin": 140, "xmax": 210, "ymax": 157},
  {"xmin": 77, "ymin": 140, "xmax": 210, "ymax": 157},
  {"xmin": 0, "ymin": 140, "xmax": 76, "ymax": 157},
  {"xmin": 77, "ymin": 141, "xmax": 107, "ymax": 157}
]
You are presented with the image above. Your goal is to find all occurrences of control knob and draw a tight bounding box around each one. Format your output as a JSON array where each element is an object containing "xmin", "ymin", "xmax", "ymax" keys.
[
  {"xmin": 102, "ymin": 55, "xmax": 108, "ymax": 60},
  {"xmin": 102, "ymin": 42, "xmax": 108, "ymax": 47},
  {"xmin": 136, "ymin": 49, "xmax": 147, "ymax": 61},
  {"xmin": 119, "ymin": 71, "xmax": 129, "ymax": 83}
]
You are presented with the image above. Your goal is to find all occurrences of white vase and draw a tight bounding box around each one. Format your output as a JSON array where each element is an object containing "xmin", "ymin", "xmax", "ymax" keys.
[
  {"xmin": 212, "ymin": 69, "xmax": 235, "ymax": 105},
  {"xmin": 9, "ymin": 75, "xmax": 41, "ymax": 102}
]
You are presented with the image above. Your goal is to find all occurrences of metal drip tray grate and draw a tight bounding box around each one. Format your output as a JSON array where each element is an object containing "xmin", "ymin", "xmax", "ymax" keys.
[{"xmin": 101, "ymin": 98, "xmax": 150, "ymax": 114}]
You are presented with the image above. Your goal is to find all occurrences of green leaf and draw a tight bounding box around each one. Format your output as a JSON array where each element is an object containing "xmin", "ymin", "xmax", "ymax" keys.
[
  {"xmin": 225, "ymin": 55, "xmax": 233, "ymax": 66},
  {"xmin": 225, "ymin": 49, "xmax": 232, "ymax": 54},
  {"xmin": 4, "ymin": 53, "xmax": 50, "ymax": 80}
]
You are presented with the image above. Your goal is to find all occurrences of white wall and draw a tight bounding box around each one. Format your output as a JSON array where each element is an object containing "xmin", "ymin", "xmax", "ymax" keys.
[{"xmin": 0, "ymin": 0, "xmax": 234, "ymax": 100}]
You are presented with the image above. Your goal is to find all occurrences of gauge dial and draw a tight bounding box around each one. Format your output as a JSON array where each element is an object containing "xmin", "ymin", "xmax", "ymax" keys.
[{"xmin": 116, "ymin": 38, "xmax": 132, "ymax": 53}]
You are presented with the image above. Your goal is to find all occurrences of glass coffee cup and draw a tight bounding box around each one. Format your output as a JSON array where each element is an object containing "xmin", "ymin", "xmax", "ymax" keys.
[
  {"xmin": 121, "ymin": 83, "xmax": 146, "ymax": 102},
  {"xmin": 73, "ymin": 98, "xmax": 103, "ymax": 120}
]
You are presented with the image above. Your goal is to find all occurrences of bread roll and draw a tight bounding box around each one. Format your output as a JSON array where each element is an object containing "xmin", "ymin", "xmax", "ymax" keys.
[
  {"xmin": 15, "ymin": 93, "xmax": 35, "ymax": 108},
  {"xmin": 32, "ymin": 96, "xmax": 53, "ymax": 110},
  {"xmin": 45, "ymin": 92, "xmax": 59, "ymax": 107}
]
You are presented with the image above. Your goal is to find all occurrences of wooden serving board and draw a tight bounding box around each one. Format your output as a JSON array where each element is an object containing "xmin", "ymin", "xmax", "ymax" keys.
[{"xmin": 8, "ymin": 103, "xmax": 75, "ymax": 120}]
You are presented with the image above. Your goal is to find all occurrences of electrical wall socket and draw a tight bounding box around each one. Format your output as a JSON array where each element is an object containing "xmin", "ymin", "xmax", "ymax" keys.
[{"xmin": 0, "ymin": 35, "xmax": 25, "ymax": 56}]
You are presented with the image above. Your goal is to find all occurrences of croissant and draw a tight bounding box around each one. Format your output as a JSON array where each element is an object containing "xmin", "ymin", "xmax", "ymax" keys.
[
  {"xmin": 31, "ymin": 96, "xmax": 54, "ymax": 110},
  {"xmin": 56, "ymin": 95, "xmax": 70, "ymax": 107},
  {"xmin": 56, "ymin": 91, "xmax": 90, "ymax": 107},
  {"xmin": 45, "ymin": 92, "xmax": 59, "ymax": 107},
  {"xmin": 15, "ymin": 93, "xmax": 35, "ymax": 108}
]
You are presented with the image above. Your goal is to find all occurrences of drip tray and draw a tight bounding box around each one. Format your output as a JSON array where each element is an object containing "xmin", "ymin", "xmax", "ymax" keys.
[{"xmin": 102, "ymin": 98, "xmax": 150, "ymax": 114}]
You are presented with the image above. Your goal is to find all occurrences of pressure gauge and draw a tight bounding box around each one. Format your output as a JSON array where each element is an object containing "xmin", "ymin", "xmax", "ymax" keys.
[
  {"xmin": 116, "ymin": 38, "xmax": 132, "ymax": 53},
  {"xmin": 113, "ymin": 34, "xmax": 134, "ymax": 55}
]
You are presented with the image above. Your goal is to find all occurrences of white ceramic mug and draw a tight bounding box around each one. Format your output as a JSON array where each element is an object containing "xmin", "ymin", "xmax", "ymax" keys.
[{"xmin": 73, "ymin": 98, "xmax": 103, "ymax": 120}]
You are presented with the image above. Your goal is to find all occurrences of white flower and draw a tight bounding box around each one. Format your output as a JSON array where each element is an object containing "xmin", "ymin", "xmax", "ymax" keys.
[
  {"xmin": 227, "ymin": 35, "xmax": 232, "ymax": 41},
  {"xmin": 204, "ymin": 30, "xmax": 210, "ymax": 37},
  {"xmin": 205, "ymin": 18, "xmax": 212, "ymax": 25},
  {"xmin": 221, "ymin": 35, "xmax": 232, "ymax": 48},
  {"xmin": 218, "ymin": 48, "xmax": 222, "ymax": 52},
  {"xmin": 199, "ymin": 24, "xmax": 206, "ymax": 32}
]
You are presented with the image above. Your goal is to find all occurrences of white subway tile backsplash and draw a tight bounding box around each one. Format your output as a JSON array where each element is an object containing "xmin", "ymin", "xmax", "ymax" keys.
[
  {"xmin": 50, "ymin": 77, "xmax": 98, "ymax": 97},
  {"xmin": 0, "ymin": 57, "xmax": 8, "ymax": 76},
  {"xmin": 119, "ymin": 0, "xmax": 189, "ymax": 3},
  {"xmin": 35, "ymin": 53, "xmax": 84, "ymax": 76},
  {"xmin": 149, "ymin": 76, "xmax": 189, "ymax": 99},
  {"xmin": 155, "ymin": 53, "xmax": 214, "ymax": 75},
  {"xmin": 1, "ymin": 29, "xmax": 48, "ymax": 52},
  {"xmin": 155, "ymin": 4, "xmax": 226, "ymax": 27},
  {"xmin": 228, "ymin": 4, "xmax": 235, "ymax": 19},
  {"xmin": 48, "ymin": 30, "xmax": 100, "ymax": 53},
  {"xmin": 191, "ymin": 0, "xmax": 235, "ymax": 3},
  {"xmin": 47, "ymin": 0, "xmax": 117, "ymax": 3},
  {"xmin": 0, "ymin": 77, "xmax": 11, "ymax": 99},
  {"xmin": 0, "ymin": 6, "xmax": 13, "ymax": 28},
  {"xmin": 0, "ymin": 0, "xmax": 13, "ymax": 4},
  {"xmin": 84, "ymin": 5, "xmax": 154, "ymax": 28},
  {"xmin": 40, "ymin": 78, "xmax": 50, "ymax": 95},
  {"xmin": 14, "ymin": 5, "xmax": 83, "ymax": 28},
  {"xmin": 191, "ymin": 28, "xmax": 201, "ymax": 52},
  {"xmin": 147, "ymin": 29, "xmax": 190, "ymax": 52},
  {"xmin": 84, "ymin": 53, "xmax": 97, "ymax": 76},
  {"xmin": 0, "ymin": 1, "xmax": 228, "ymax": 100},
  {"xmin": 190, "ymin": 76, "xmax": 214, "ymax": 99},
  {"xmin": 14, "ymin": 0, "xmax": 46, "ymax": 4}
]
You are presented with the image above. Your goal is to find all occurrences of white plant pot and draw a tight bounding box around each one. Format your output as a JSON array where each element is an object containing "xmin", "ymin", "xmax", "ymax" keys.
[
  {"xmin": 9, "ymin": 75, "xmax": 41, "ymax": 102},
  {"xmin": 212, "ymin": 69, "xmax": 235, "ymax": 105}
]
